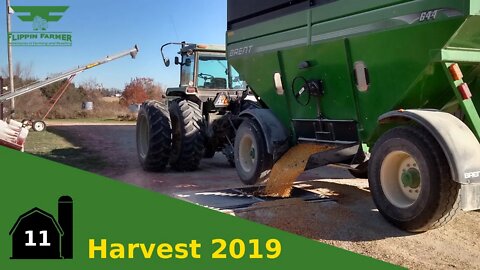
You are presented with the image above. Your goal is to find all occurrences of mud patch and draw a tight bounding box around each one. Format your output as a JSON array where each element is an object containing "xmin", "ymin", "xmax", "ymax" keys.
[{"xmin": 265, "ymin": 144, "xmax": 335, "ymax": 197}]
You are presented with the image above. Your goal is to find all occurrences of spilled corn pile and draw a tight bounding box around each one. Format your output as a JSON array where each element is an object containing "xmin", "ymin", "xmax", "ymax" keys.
[{"xmin": 264, "ymin": 143, "xmax": 335, "ymax": 197}]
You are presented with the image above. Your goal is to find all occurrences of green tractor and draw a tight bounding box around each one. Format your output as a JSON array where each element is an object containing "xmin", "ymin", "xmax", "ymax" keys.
[
  {"xmin": 227, "ymin": 0, "xmax": 480, "ymax": 231},
  {"xmin": 136, "ymin": 42, "xmax": 258, "ymax": 172}
]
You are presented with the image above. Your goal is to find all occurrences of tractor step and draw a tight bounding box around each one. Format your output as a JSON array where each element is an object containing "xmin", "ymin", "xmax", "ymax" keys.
[{"xmin": 293, "ymin": 119, "xmax": 359, "ymax": 144}]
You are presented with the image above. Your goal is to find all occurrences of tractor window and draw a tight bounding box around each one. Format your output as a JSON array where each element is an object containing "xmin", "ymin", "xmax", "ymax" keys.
[
  {"xmin": 180, "ymin": 54, "xmax": 195, "ymax": 86},
  {"xmin": 197, "ymin": 54, "xmax": 246, "ymax": 90},
  {"xmin": 230, "ymin": 66, "xmax": 246, "ymax": 89}
]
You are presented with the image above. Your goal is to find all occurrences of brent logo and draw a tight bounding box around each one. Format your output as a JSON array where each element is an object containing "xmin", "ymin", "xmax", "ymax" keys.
[
  {"xmin": 465, "ymin": 171, "xmax": 480, "ymax": 180},
  {"xmin": 9, "ymin": 196, "xmax": 73, "ymax": 260}
]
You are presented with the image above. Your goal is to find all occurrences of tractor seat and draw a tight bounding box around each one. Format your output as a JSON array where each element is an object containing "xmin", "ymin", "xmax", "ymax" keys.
[{"xmin": 210, "ymin": 78, "xmax": 227, "ymax": 89}]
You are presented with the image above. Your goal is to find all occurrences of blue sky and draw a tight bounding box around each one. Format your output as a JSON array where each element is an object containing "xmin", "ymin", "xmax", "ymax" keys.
[{"xmin": 0, "ymin": 0, "xmax": 228, "ymax": 90}]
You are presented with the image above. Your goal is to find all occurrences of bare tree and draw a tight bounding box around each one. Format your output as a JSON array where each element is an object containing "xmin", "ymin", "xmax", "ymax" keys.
[
  {"xmin": 1, "ymin": 61, "xmax": 34, "ymax": 80},
  {"xmin": 79, "ymin": 78, "xmax": 104, "ymax": 92}
]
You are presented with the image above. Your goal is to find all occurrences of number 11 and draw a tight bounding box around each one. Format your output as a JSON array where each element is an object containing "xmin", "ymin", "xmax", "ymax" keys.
[{"xmin": 25, "ymin": 230, "xmax": 51, "ymax": 247}]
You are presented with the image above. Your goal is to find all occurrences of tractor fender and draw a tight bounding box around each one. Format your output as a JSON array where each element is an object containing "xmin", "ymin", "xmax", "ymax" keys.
[
  {"xmin": 379, "ymin": 109, "xmax": 480, "ymax": 185},
  {"xmin": 240, "ymin": 109, "xmax": 290, "ymax": 161}
]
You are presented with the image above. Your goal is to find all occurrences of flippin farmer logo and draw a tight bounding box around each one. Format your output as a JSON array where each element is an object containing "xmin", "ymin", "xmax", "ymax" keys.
[
  {"xmin": 9, "ymin": 5, "xmax": 73, "ymax": 46},
  {"xmin": 12, "ymin": 6, "xmax": 69, "ymax": 30}
]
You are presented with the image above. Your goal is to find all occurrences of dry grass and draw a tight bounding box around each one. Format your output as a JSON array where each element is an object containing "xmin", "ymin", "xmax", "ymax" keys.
[
  {"xmin": 12, "ymin": 90, "xmax": 136, "ymax": 121},
  {"xmin": 25, "ymin": 128, "xmax": 107, "ymax": 171}
]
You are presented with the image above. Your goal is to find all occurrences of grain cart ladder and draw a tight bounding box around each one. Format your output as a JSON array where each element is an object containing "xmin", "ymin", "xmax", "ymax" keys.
[{"xmin": 0, "ymin": 45, "xmax": 139, "ymax": 150}]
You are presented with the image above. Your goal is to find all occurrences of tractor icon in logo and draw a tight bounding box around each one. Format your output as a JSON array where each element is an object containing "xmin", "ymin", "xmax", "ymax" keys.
[{"xmin": 33, "ymin": 16, "xmax": 48, "ymax": 31}]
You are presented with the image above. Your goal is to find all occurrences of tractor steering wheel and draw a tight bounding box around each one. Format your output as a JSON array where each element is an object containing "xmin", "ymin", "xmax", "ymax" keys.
[{"xmin": 198, "ymin": 73, "xmax": 214, "ymax": 81}]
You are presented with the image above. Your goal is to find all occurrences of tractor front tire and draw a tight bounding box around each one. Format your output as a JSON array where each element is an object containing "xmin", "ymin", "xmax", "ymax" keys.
[
  {"xmin": 136, "ymin": 100, "xmax": 172, "ymax": 172},
  {"xmin": 368, "ymin": 126, "xmax": 460, "ymax": 232},
  {"xmin": 234, "ymin": 119, "xmax": 272, "ymax": 185},
  {"xmin": 169, "ymin": 99, "xmax": 205, "ymax": 172}
]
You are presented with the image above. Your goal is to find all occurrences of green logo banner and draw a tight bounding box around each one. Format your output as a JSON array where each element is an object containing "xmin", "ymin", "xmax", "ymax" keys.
[
  {"xmin": 9, "ymin": 5, "xmax": 72, "ymax": 46},
  {"xmin": 0, "ymin": 147, "xmax": 401, "ymax": 269}
]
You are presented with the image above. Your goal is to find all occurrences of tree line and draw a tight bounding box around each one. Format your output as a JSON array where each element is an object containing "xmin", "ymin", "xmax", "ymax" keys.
[{"xmin": 1, "ymin": 63, "xmax": 163, "ymax": 120}]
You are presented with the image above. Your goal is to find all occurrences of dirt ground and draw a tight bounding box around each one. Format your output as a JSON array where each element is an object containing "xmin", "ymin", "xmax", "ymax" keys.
[{"xmin": 37, "ymin": 123, "xmax": 480, "ymax": 269}]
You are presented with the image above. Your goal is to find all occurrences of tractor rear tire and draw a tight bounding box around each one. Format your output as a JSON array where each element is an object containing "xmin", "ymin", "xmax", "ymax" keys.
[
  {"xmin": 368, "ymin": 126, "xmax": 461, "ymax": 232},
  {"xmin": 234, "ymin": 119, "xmax": 272, "ymax": 185},
  {"xmin": 169, "ymin": 99, "xmax": 205, "ymax": 172},
  {"xmin": 136, "ymin": 100, "xmax": 172, "ymax": 172}
]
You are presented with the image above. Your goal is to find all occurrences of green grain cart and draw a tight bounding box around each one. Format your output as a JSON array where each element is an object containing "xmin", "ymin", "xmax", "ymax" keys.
[{"xmin": 226, "ymin": 0, "xmax": 480, "ymax": 232}]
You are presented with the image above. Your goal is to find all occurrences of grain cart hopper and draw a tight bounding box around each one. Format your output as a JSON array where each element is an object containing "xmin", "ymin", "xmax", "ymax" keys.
[
  {"xmin": 227, "ymin": 0, "xmax": 480, "ymax": 232},
  {"xmin": 136, "ymin": 42, "xmax": 258, "ymax": 172}
]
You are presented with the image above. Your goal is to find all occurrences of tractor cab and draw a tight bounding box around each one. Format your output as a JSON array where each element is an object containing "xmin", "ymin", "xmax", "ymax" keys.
[
  {"xmin": 136, "ymin": 41, "xmax": 260, "ymax": 174},
  {"xmin": 161, "ymin": 42, "xmax": 246, "ymax": 102}
]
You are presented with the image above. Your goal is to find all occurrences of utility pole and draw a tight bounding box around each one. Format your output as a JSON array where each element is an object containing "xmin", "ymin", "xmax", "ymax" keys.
[
  {"xmin": 6, "ymin": 0, "xmax": 15, "ymax": 117},
  {"xmin": 0, "ymin": 77, "xmax": 4, "ymax": 120}
]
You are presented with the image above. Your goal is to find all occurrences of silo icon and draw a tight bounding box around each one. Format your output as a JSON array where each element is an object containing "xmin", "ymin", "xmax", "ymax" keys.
[{"xmin": 58, "ymin": 196, "xmax": 73, "ymax": 259}]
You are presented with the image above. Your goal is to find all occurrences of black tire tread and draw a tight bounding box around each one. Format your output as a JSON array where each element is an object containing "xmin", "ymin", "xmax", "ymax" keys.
[
  {"xmin": 169, "ymin": 99, "xmax": 205, "ymax": 172},
  {"xmin": 234, "ymin": 119, "xmax": 272, "ymax": 185},
  {"xmin": 409, "ymin": 126, "xmax": 460, "ymax": 231},
  {"xmin": 370, "ymin": 125, "xmax": 460, "ymax": 232},
  {"xmin": 136, "ymin": 100, "xmax": 172, "ymax": 172}
]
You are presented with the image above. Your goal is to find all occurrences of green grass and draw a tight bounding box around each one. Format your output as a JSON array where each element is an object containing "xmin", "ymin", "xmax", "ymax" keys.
[{"xmin": 24, "ymin": 130, "xmax": 107, "ymax": 172}]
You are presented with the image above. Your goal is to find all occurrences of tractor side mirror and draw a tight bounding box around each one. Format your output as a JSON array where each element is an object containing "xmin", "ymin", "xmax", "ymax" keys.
[
  {"xmin": 175, "ymin": 57, "xmax": 180, "ymax": 65},
  {"xmin": 164, "ymin": 57, "xmax": 170, "ymax": 67},
  {"xmin": 185, "ymin": 58, "xmax": 192, "ymax": 67}
]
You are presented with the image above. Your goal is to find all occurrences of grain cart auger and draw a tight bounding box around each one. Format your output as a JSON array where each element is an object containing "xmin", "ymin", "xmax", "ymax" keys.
[
  {"xmin": 0, "ymin": 45, "xmax": 139, "ymax": 150},
  {"xmin": 136, "ymin": 42, "xmax": 259, "ymax": 172},
  {"xmin": 226, "ymin": 0, "xmax": 480, "ymax": 232}
]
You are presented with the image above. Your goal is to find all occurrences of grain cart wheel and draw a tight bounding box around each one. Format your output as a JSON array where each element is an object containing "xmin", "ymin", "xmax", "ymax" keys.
[
  {"xmin": 169, "ymin": 99, "xmax": 205, "ymax": 172},
  {"xmin": 368, "ymin": 126, "xmax": 460, "ymax": 232},
  {"xmin": 136, "ymin": 100, "xmax": 172, "ymax": 172},
  {"xmin": 32, "ymin": 121, "xmax": 46, "ymax": 132},
  {"xmin": 234, "ymin": 119, "xmax": 272, "ymax": 185}
]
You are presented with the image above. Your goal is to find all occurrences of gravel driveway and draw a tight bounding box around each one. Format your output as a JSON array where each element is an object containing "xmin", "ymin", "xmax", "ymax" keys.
[{"xmin": 41, "ymin": 123, "xmax": 480, "ymax": 269}]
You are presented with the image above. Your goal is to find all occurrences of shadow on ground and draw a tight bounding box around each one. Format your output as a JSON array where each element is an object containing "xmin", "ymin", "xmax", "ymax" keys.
[{"xmin": 234, "ymin": 179, "xmax": 412, "ymax": 242}]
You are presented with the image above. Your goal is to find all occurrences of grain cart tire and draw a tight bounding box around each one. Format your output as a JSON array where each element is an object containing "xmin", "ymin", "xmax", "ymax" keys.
[
  {"xmin": 234, "ymin": 119, "xmax": 273, "ymax": 185},
  {"xmin": 136, "ymin": 101, "xmax": 172, "ymax": 172},
  {"xmin": 32, "ymin": 121, "xmax": 46, "ymax": 132},
  {"xmin": 368, "ymin": 126, "xmax": 460, "ymax": 232},
  {"xmin": 169, "ymin": 99, "xmax": 205, "ymax": 172}
]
